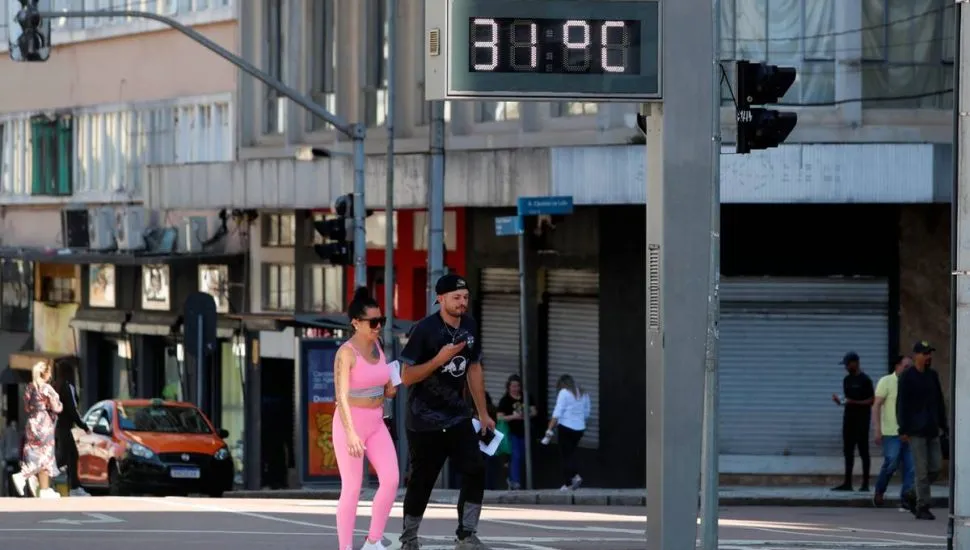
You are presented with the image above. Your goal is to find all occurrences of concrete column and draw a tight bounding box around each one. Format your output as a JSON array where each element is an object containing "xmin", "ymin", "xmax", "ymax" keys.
[
  {"xmin": 834, "ymin": 0, "xmax": 863, "ymax": 125},
  {"xmin": 236, "ymin": 0, "xmax": 257, "ymax": 148},
  {"xmin": 284, "ymin": 0, "xmax": 307, "ymax": 145},
  {"xmin": 335, "ymin": 0, "xmax": 367, "ymax": 138},
  {"xmin": 243, "ymin": 330, "xmax": 262, "ymax": 491}
]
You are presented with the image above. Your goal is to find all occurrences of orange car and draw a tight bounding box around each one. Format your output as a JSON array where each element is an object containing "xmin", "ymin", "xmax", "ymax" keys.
[{"xmin": 73, "ymin": 398, "xmax": 234, "ymax": 497}]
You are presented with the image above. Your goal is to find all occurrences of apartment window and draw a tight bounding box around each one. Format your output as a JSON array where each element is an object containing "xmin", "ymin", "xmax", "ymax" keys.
[
  {"xmin": 307, "ymin": 0, "xmax": 337, "ymax": 132},
  {"xmin": 31, "ymin": 116, "xmax": 73, "ymax": 196},
  {"xmin": 40, "ymin": 276, "xmax": 77, "ymax": 304},
  {"xmin": 307, "ymin": 264, "xmax": 344, "ymax": 312},
  {"xmin": 554, "ymin": 102, "xmax": 598, "ymax": 117},
  {"xmin": 263, "ymin": 263, "xmax": 295, "ymax": 311},
  {"xmin": 413, "ymin": 211, "xmax": 458, "ymax": 251},
  {"xmin": 719, "ymin": 0, "xmax": 836, "ymax": 105},
  {"xmin": 264, "ymin": 0, "xmax": 285, "ymax": 135},
  {"xmin": 477, "ymin": 102, "xmax": 520, "ymax": 123},
  {"xmin": 861, "ymin": 0, "xmax": 954, "ymax": 108},
  {"xmin": 0, "ymin": 259, "xmax": 32, "ymax": 331},
  {"xmin": 365, "ymin": 0, "xmax": 389, "ymax": 127},
  {"xmin": 263, "ymin": 213, "xmax": 296, "ymax": 247}
]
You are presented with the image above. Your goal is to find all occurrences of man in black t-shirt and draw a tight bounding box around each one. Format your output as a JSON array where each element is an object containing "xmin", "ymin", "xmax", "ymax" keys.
[
  {"xmin": 831, "ymin": 351, "xmax": 875, "ymax": 492},
  {"xmin": 398, "ymin": 274, "xmax": 495, "ymax": 550}
]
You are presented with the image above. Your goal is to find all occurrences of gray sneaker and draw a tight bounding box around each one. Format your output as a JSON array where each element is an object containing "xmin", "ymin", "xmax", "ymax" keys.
[{"xmin": 454, "ymin": 534, "xmax": 490, "ymax": 549}]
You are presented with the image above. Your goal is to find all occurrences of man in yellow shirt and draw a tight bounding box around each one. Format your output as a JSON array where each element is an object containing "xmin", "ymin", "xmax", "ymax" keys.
[{"xmin": 872, "ymin": 355, "xmax": 915, "ymax": 508}]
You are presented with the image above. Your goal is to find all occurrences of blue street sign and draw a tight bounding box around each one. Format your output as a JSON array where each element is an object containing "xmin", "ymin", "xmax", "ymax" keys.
[
  {"xmin": 494, "ymin": 216, "xmax": 523, "ymax": 237},
  {"xmin": 517, "ymin": 196, "xmax": 574, "ymax": 216}
]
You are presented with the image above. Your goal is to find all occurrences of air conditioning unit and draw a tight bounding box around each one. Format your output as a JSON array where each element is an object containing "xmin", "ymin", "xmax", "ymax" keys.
[
  {"xmin": 61, "ymin": 208, "xmax": 90, "ymax": 248},
  {"xmin": 180, "ymin": 216, "xmax": 208, "ymax": 253},
  {"xmin": 87, "ymin": 207, "xmax": 116, "ymax": 251},
  {"xmin": 116, "ymin": 206, "xmax": 147, "ymax": 251}
]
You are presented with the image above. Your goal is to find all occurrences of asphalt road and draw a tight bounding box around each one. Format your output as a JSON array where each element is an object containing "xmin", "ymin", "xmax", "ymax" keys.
[{"xmin": 0, "ymin": 496, "xmax": 947, "ymax": 550}]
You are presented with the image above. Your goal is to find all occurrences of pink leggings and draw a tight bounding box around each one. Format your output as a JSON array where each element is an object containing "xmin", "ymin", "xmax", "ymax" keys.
[{"xmin": 332, "ymin": 405, "xmax": 399, "ymax": 549}]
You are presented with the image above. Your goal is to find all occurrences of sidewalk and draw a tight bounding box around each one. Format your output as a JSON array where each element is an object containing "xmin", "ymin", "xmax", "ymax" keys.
[{"xmin": 227, "ymin": 484, "xmax": 949, "ymax": 508}]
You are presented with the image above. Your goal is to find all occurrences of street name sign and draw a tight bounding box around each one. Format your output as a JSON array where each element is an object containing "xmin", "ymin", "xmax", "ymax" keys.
[
  {"xmin": 494, "ymin": 215, "xmax": 524, "ymax": 236},
  {"xmin": 517, "ymin": 196, "xmax": 575, "ymax": 216}
]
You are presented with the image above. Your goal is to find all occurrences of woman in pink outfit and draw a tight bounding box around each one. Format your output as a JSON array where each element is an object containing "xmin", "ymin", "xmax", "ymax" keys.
[
  {"xmin": 12, "ymin": 361, "xmax": 63, "ymax": 498},
  {"xmin": 332, "ymin": 287, "xmax": 400, "ymax": 550}
]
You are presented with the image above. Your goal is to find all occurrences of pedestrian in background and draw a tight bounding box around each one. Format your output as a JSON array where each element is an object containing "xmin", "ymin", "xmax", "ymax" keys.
[
  {"xmin": 54, "ymin": 361, "xmax": 91, "ymax": 497},
  {"xmin": 12, "ymin": 361, "xmax": 63, "ymax": 499},
  {"xmin": 497, "ymin": 374, "xmax": 537, "ymax": 491},
  {"xmin": 872, "ymin": 355, "xmax": 914, "ymax": 509},
  {"xmin": 831, "ymin": 351, "xmax": 874, "ymax": 492},
  {"xmin": 897, "ymin": 340, "xmax": 948, "ymax": 520},
  {"xmin": 541, "ymin": 374, "xmax": 591, "ymax": 491}
]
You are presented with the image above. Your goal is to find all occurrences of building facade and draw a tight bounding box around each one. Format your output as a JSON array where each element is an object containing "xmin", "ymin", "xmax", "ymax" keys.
[
  {"xmin": 140, "ymin": 0, "xmax": 954, "ymax": 488},
  {"xmin": 0, "ymin": 1, "xmax": 252, "ymax": 481}
]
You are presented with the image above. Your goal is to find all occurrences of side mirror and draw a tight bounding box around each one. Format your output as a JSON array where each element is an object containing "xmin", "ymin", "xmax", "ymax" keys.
[
  {"xmin": 93, "ymin": 424, "xmax": 110, "ymax": 436},
  {"xmin": 218, "ymin": 428, "xmax": 229, "ymax": 439}
]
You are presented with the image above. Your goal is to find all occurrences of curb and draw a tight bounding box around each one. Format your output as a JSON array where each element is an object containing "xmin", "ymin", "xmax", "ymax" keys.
[{"xmin": 225, "ymin": 489, "xmax": 949, "ymax": 508}]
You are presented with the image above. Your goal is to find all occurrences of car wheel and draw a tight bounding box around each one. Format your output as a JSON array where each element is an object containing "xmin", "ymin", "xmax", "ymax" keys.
[{"xmin": 107, "ymin": 461, "xmax": 126, "ymax": 496}]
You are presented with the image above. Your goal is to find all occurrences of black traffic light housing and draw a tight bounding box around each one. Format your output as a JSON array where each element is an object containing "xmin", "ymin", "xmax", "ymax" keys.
[
  {"xmin": 9, "ymin": 1, "xmax": 51, "ymax": 62},
  {"xmin": 313, "ymin": 194, "xmax": 355, "ymax": 265},
  {"xmin": 735, "ymin": 60, "xmax": 798, "ymax": 154}
]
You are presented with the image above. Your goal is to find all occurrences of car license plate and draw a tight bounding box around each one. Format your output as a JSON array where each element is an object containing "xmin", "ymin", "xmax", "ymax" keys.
[{"xmin": 170, "ymin": 467, "xmax": 200, "ymax": 479}]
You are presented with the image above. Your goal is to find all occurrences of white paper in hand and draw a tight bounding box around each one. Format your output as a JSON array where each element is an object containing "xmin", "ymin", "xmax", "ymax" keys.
[
  {"xmin": 471, "ymin": 418, "xmax": 505, "ymax": 456},
  {"xmin": 387, "ymin": 360, "xmax": 402, "ymax": 386}
]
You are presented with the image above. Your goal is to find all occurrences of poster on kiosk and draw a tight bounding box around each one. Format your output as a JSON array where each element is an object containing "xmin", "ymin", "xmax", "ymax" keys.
[{"xmin": 298, "ymin": 338, "xmax": 379, "ymax": 485}]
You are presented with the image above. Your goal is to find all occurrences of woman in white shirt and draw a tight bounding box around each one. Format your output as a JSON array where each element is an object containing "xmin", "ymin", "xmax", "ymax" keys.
[{"xmin": 541, "ymin": 374, "xmax": 591, "ymax": 491}]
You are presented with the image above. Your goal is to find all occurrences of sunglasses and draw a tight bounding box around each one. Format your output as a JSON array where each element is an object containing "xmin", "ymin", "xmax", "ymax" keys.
[{"xmin": 357, "ymin": 316, "xmax": 386, "ymax": 329}]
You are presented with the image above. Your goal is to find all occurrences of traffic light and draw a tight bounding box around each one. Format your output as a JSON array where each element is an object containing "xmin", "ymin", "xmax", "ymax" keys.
[
  {"xmin": 313, "ymin": 194, "xmax": 354, "ymax": 265},
  {"xmin": 8, "ymin": 0, "xmax": 52, "ymax": 62},
  {"xmin": 735, "ymin": 60, "xmax": 797, "ymax": 154}
]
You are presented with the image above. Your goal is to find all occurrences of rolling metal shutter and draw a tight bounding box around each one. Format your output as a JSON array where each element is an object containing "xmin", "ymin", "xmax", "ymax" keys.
[
  {"xmin": 546, "ymin": 270, "xmax": 600, "ymax": 448},
  {"xmin": 480, "ymin": 268, "xmax": 521, "ymax": 401},
  {"xmin": 718, "ymin": 278, "xmax": 889, "ymax": 458}
]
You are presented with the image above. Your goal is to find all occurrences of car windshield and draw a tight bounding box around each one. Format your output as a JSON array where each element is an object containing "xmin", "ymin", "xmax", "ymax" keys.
[{"xmin": 117, "ymin": 404, "xmax": 212, "ymax": 434}]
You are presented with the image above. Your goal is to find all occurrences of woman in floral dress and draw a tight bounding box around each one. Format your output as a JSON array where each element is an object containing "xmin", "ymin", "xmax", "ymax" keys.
[{"xmin": 12, "ymin": 361, "xmax": 63, "ymax": 498}]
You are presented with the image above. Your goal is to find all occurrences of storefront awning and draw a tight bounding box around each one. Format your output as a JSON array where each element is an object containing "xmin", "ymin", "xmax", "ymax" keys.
[
  {"xmin": 0, "ymin": 331, "xmax": 32, "ymax": 384},
  {"xmin": 69, "ymin": 309, "xmax": 128, "ymax": 333},
  {"xmin": 0, "ymin": 366, "xmax": 30, "ymax": 384},
  {"xmin": 286, "ymin": 313, "xmax": 414, "ymax": 336},
  {"xmin": 0, "ymin": 247, "xmax": 243, "ymax": 266},
  {"xmin": 9, "ymin": 351, "xmax": 76, "ymax": 371}
]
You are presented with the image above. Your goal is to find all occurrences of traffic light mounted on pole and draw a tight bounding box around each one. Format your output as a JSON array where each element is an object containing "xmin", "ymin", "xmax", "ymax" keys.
[
  {"xmin": 314, "ymin": 194, "xmax": 355, "ymax": 266},
  {"xmin": 8, "ymin": 0, "xmax": 52, "ymax": 62},
  {"xmin": 735, "ymin": 60, "xmax": 798, "ymax": 154}
]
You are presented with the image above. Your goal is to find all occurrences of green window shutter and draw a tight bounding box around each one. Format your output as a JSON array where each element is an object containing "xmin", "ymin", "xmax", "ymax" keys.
[
  {"xmin": 30, "ymin": 119, "xmax": 47, "ymax": 195},
  {"xmin": 55, "ymin": 118, "xmax": 73, "ymax": 195}
]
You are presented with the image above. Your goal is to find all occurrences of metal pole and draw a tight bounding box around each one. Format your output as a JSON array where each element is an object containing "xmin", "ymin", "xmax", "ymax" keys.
[
  {"xmin": 951, "ymin": 2, "xmax": 967, "ymax": 548},
  {"xmin": 427, "ymin": 100, "xmax": 447, "ymax": 309},
  {"xmin": 517, "ymin": 229, "xmax": 534, "ymax": 490},
  {"xmin": 352, "ymin": 124, "xmax": 368, "ymax": 289},
  {"xmin": 699, "ymin": 0, "xmax": 722, "ymax": 545},
  {"xmin": 36, "ymin": 10, "xmax": 354, "ymax": 137},
  {"xmin": 383, "ymin": 0, "xmax": 396, "ymax": 348},
  {"xmin": 383, "ymin": 0, "xmax": 409, "ymax": 485}
]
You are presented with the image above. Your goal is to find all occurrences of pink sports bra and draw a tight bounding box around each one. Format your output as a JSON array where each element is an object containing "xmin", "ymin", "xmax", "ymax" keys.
[{"xmin": 345, "ymin": 342, "xmax": 390, "ymax": 399}]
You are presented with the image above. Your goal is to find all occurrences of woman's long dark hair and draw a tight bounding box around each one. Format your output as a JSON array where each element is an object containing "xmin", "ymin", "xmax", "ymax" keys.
[
  {"xmin": 347, "ymin": 286, "xmax": 380, "ymax": 333},
  {"xmin": 505, "ymin": 374, "xmax": 522, "ymax": 398},
  {"xmin": 556, "ymin": 374, "xmax": 583, "ymax": 398}
]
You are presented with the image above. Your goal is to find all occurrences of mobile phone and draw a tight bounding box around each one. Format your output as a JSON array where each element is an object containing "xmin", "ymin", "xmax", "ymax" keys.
[
  {"xmin": 453, "ymin": 332, "xmax": 469, "ymax": 345},
  {"xmin": 479, "ymin": 428, "xmax": 496, "ymax": 446}
]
